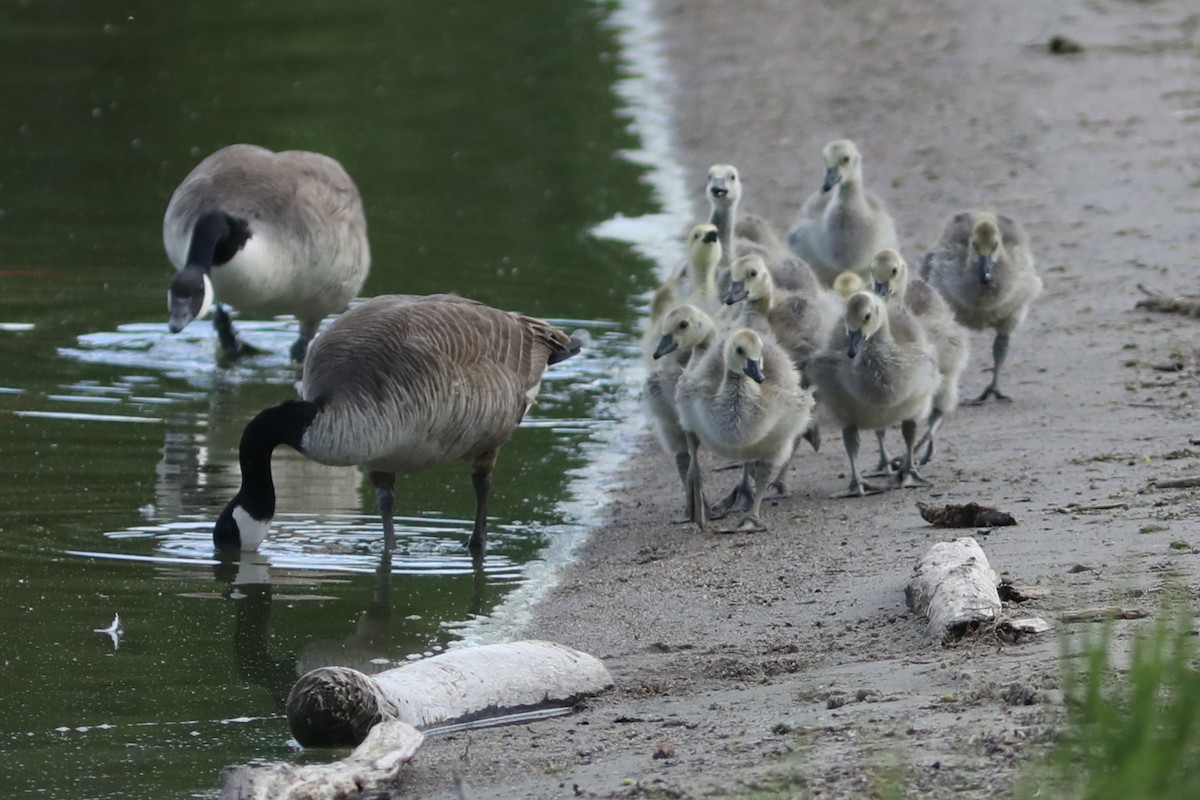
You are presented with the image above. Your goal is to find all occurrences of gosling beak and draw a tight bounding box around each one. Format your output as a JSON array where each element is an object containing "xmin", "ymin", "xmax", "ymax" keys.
[
  {"xmin": 873, "ymin": 280, "xmax": 890, "ymax": 298},
  {"xmin": 822, "ymin": 165, "xmax": 841, "ymax": 192},
  {"xmin": 847, "ymin": 328, "xmax": 864, "ymax": 359},
  {"xmin": 725, "ymin": 281, "xmax": 748, "ymax": 305},
  {"xmin": 709, "ymin": 180, "xmax": 728, "ymax": 199},
  {"xmin": 977, "ymin": 254, "xmax": 994, "ymax": 285},
  {"xmin": 701, "ymin": 228, "xmax": 719, "ymax": 244},
  {"xmin": 653, "ymin": 333, "xmax": 678, "ymax": 359},
  {"xmin": 743, "ymin": 358, "xmax": 765, "ymax": 384}
]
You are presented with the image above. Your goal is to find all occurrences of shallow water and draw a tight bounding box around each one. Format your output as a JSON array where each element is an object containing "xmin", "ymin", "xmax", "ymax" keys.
[{"xmin": 0, "ymin": 0, "xmax": 680, "ymax": 795}]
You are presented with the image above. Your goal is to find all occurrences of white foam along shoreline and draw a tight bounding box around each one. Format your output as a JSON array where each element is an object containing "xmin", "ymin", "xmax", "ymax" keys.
[{"xmin": 448, "ymin": 0, "xmax": 692, "ymax": 647}]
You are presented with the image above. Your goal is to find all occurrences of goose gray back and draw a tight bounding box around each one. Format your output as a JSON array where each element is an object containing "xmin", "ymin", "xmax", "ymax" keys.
[
  {"xmin": 213, "ymin": 294, "xmax": 580, "ymax": 555},
  {"xmin": 163, "ymin": 143, "xmax": 371, "ymax": 363}
]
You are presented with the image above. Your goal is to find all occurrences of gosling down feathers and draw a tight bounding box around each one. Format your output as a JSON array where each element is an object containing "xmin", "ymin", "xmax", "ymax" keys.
[
  {"xmin": 920, "ymin": 211, "xmax": 1042, "ymax": 403},
  {"xmin": 870, "ymin": 249, "xmax": 969, "ymax": 465},
  {"xmin": 786, "ymin": 140, "xmax": 899, "ymax": 287},
  {"xmin": 643, "ymin": 304, "xmax": 718, "ymax": 513},
  {"xmin": 213, "ymin": 294, "xmax": 581, "ymax": 554},
  {"xmin": 676, "ymin": 328, "xmax": 814, "ymax": 532},
  {"xmin": 163, "ymin": 143, "xmax": 371, "ymax": 363},
  {"xmin": 807, "ymin": 291, "xmax": 938, "ymax": 497}
]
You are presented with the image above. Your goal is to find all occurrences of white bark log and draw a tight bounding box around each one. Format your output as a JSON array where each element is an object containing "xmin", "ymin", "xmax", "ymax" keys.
[
  {"xmin": 218, "ymin": 720, "xmax": 423, "ymax": 800},
  {"xmin": 905, "ymin": 536, "xmax": 1002, "ymax": 640},
  {"xmin": 286, "ymin": 639, "xmax": 613, "ymax": 747}
]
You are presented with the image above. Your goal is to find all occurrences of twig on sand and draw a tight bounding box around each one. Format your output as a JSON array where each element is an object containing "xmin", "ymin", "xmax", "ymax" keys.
[
  {"xmin": 1135, "ymin": 283, "xmax": 1200, "ymax": 318},
  {"xmin": 1149, "ymin": 475, "xmax": 1200, "ymax": 490},
  {"xmin": 1060, "ymin": 607, "xmax": 1148, "ymax": 623}
]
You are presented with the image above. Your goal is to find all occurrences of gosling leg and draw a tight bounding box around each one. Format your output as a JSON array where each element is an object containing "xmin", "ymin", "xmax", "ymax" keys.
[
  {"xmin": 726, "ymin": 460, "xmax": 773, "ymax": 533},
  {"xmin": 832, "ymin": 427, "xmax": 889, "ymax": 498},
  {"xmin": 896, "ymin": 419, "xmax": 931, "ymax": 488},
  {"xmin": 915, "ymin": 407, "xmax": 945, "ymax": 465},
  {"xmin": 684, "ymin": 433, "xmax": 709, "ymax": 531},
  {"xmin": 970, "ymin": 332, "xmax": 1012, "ymax": 404},
  {"xmin": 711, "ymin": 465, "xmax": 755, "ymax": 518},
  {"xmin": 864, "ymin": 429, "xmax": 898, "ymax": 477}
]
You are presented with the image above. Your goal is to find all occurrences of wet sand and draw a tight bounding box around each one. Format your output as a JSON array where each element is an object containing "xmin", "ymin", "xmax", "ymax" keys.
[{"xmin": 399, "ymin": 0, "xmax": 1200, "ymax": 796}]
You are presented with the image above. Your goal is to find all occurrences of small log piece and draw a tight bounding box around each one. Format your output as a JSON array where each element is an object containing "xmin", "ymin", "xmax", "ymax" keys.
[
  {"xmin": 287, "ymin": 639, "xmax": 613, "ymax": 748},
  {"xmin": 219, "ymin": 720, "xmax": 423, "ymax": 800},
  {"xmin": 905, "ymin": 537, "xmax": 1002, "ymax": 640}
]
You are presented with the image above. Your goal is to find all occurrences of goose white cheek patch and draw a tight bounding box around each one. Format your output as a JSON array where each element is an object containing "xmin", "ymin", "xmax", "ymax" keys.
[{"xmin": 233, "ymin": 505, "xmax": 272, "ymax": 551}]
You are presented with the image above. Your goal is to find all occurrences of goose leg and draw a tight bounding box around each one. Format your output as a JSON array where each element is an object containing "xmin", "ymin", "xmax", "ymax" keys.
[
  {"xmin": 896, "ymin": 419, "xmax": 931, "ymax": 488},
  {"xmin": 290, "ymin": 319, "xmax": 321, "ymax": 364},
  {"xmin": 468, "ymin": 450, "xmax": 498, "ymax": 553},
  {"xmin": 801, "ymin": 419, "xmax": 821, "ymax": 453},
  {"xmin": 970, "ymin": 333, "xmax": 1012, "ymax": 404},
  {"xmin": 711, "ymin": 465, "xmax": 755, "ymax": 518},
  {"xmin": 684, "ymin": 433, "xmax": 709, "ymax": 531},
  {"xmin": 833, "ymin": 427, "xmax": 888, "ymax": 498},
  {"xmin": 212, "ymin": 304, "xmax": 264, "ymax": 362},
  {"xmin": 369, "ymin": 470, "xmax": 397, "ymax": 551},
  {"xmin": 669, "ymin": 451, "xmax": 695, "ymax": 525}
]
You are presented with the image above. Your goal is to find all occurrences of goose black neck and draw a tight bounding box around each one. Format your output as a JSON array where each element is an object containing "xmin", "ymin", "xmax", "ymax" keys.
[
  {"xmin": 187, "ymin": 209, "xmax": 251, "ymax": 270},
  {"xmin": 233, "ymin": 399, "xmax": 320, "ymax": 521}
]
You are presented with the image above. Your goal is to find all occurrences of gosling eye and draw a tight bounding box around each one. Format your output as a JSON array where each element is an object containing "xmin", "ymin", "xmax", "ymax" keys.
[
  {"xmin": 735, "ymin": 346, "xmax": 744, "ymax": 355},
  {"xmin": 864, "ymin": 313, "xmax": 872, "ymax": 321},
  {"xmin": 749, "ymin": 270, "xmax": 758, "ymax": 278},
  {"xmin": 729, "ymin": 174, "xmax": 737, "ymax": 181},
  {"xmin": 678, "ymin": 320, "xmax": 689, "ymax": 330}
]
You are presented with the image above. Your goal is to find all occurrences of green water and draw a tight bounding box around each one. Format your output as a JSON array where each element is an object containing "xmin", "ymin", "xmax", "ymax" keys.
[{"xmin": 0, "ymin": 1, "xmax": 663, "ymax": 796}]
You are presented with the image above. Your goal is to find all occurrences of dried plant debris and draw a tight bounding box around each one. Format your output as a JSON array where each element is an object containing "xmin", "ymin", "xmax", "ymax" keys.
[
  {"xmin": 1135, "ymin": 283, "xmax": 1200, "ymax": 318},
  {"xmin": 916, "ymin": 501, "xmax": 1017, "ymax": 528}
]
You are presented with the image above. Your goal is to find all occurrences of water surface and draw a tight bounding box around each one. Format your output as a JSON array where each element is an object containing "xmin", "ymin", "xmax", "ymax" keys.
[{"xmin": 0, "ymin": 1, "xmax": 674, "ymax": 796}]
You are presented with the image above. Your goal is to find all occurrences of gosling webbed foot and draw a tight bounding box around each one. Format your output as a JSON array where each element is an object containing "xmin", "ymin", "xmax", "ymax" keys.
[
  {"xmin": 765, "ymin": 480, "xmax": 788, "ymax": 499},
  {"xmin": 896, "ymin": 467, "xmax": 932, "ymax": 489},
  {"xmin": 832, "ymin": 480, "xmax": 888, "ymax": 498},
  {"xmin": 710, "ymin": 480, "xmax": 755, "ymax": 518},
  {"xmin": 718, "ymin": 515, "xmax": 768, "ymax": 534},
  {"xmin": 966, "ymin": 385, "xmax": 1012, "ymax": 405},
  {"xmin": 863, "ymin": 457, "xmax": 901, "ymax": 478}
]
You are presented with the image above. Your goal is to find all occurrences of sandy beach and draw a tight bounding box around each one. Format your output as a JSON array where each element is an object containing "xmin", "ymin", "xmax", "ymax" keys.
[{"xmin": 397, "ymin": 0, "xmax": 1200, "ymax": 796}]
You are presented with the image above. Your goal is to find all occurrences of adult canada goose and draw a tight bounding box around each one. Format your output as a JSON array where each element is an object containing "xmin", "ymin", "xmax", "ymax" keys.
[
  {"xmin": 676, "ymin": 328, "xmax": 814, "ymax": 531},
  {"xmin": 643, "ymin": 304, "xmax": 719, "ymax": 512},
  {"xmin": 807, "ymin": 291, "xmax": 938, "ymax": 497},
  {"xmin": 706, "ymin": 164, "xmax": 820, "ymax": 295},
  {"xmin": 870, "ymin": 249, "xmax": 969, "ymax": 465},
  {"xmin": 920, "ymin": 211, "xmax": 1042, "ymax": 403},
  {"xmin": 212, "ymin": 294, "xmax": 580, "ymax": 554},
  {"xmin": 163, "ymin": 144, "xmax": 371, "ymax": 363},
  {"xmin": 786, "ymin": 140, "xmax": 899, "ymax": 287}
]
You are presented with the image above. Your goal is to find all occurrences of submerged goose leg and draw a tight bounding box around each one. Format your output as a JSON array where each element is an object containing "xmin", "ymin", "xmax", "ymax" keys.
[
  {"xmin": 212, "ymin": 303, "xmax": 265, "ymax": 362},
  {"xmin": 684, "ymin": 433, "xmax": 709, "ymax": 530},
  {"xmin": 468, "ymin": 450, "xmax": 499, "ymax": 553},
  {"xmin": 369, "ymin": 470, "xmax": 397, "ymax": 551},
  {"xmin": 970, "ymin": 333, "xmax": 1013, "ymax": 404},
  {"xmin": 895, "ymin": 419, "xmax": 931, "ymax": 489},
  {"xmin": 711, "ymin": 465, "xmax": 755, "ymax": 518},
  {"xmin": 290, "ymin": 318, "xmax": 322, "ymax": 364},
  {"xmin": 833, "ymin": 427, "xmax": 888, "ymax": 498}
]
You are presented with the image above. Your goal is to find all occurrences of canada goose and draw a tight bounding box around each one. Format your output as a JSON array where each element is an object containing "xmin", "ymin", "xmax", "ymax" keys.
[
  {"xmin": 212, "ymin": 294, "xmax": 580, "ymax": 554},
  {"xmin": 676, "ymin": 328, "xmax": 814, "ymax": 531},
  {"xmin": 870, "ymin": 249, "xmax": 969, "ymax": 465},
  {"xmin": 786, "ymin": 140, "xmax": 899, "ymax": 287},
  {"xmin": 706, "ymin": 164, "xmax": 820, "ymax": 295},
  {"xmin": 163, "ymin": 144, "xmax": 371, "ymax": 363},
  {"xmin": 807, "ymin": 292, "xmax": 938, "ymax": 497},
  {"xmin": 643, "ymin": 304, "xmax": 718, "ymax": 510},
  {"xmin": 920, "ymin": 211, "xmax": 1042, "ymax": 403}
]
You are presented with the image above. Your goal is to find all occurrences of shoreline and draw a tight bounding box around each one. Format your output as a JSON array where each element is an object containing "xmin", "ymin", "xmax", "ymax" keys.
[{"xmin": 400, "ymin": 0, "xmax": 1200, "ymax": 796}]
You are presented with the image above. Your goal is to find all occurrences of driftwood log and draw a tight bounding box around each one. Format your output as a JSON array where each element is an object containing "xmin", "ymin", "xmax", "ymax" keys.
[
  {"xmin": 905, "ymin": 537, "xmax": 1002, "ymax": 640},
  {"xmin": 219, "ymin": 720, "xmax": 423, "ymax": 800},
  {"xmin": 287, "ymin": 639, "xmax": 613, "ymax": 747}
]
